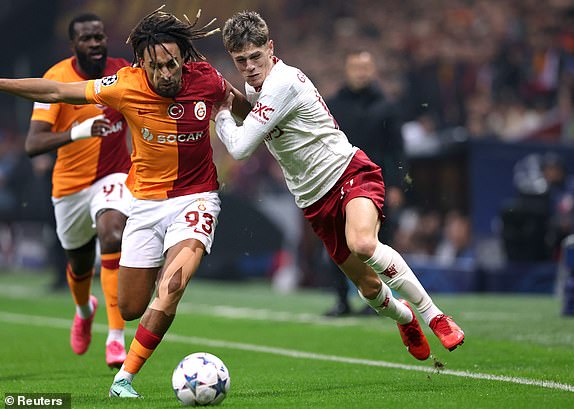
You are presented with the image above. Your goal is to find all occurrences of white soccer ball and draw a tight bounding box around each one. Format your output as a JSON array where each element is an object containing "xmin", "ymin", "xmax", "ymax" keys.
[{"xmin": 172, "ymin": 352, "xmax": 230, "ymax": 406}]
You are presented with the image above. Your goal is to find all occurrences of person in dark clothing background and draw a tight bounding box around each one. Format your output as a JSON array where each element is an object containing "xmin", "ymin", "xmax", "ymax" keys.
[{"xmin": 323, "ymin": 50, "xmax": 408, "ymax": 316}]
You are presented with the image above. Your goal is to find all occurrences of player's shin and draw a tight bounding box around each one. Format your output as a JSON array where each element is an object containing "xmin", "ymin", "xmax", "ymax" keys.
[
  {"xmin": 100, "ymin": 252, "xmax": 125, "ymax": 333},
  {"xmin": 365, "ymin": 243, "xmax": 442, "ymax": 325},
  {"xmin": 66, "ymin": 263, "xmax": 94, "ymax": 317},
  {"xmin": 101, "ymin": 252, "xmax": 126, "ymax": 367},
  {"xmin": 358, "ymin": 281, "xmax": 412, "ymax": 324}
]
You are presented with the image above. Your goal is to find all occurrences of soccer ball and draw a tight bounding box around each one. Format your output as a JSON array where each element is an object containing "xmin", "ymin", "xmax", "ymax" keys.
[{"xmin": 172, "ymin": 352, "xmax": 230, "ymax": 406}]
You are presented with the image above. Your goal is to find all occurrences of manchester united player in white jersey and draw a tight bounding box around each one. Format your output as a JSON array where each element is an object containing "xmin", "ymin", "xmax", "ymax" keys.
[{"xmin": 215, "ymin": 11, "xmax": 465, "ymax": 361}]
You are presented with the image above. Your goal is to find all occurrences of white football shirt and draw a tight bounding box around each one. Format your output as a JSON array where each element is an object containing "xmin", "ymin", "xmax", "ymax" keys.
[{"xmin": 216, "ymin": 59, "xmax": 358, "ymax": 208}]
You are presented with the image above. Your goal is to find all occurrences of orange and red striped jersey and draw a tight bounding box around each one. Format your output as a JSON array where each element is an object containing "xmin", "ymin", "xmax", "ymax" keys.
[
  {"xmin": 31, "ymin": 57, "xmax": 131, "ymax": 198},
  {"xmin": 85, "ymin": 62, "xmax": 227, "ymax": 200}
]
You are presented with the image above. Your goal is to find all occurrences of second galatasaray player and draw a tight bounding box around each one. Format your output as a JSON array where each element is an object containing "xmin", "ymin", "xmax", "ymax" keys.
[{"xmin": 26, "ymin": 13, "xmax": 131, "ymax": 369}]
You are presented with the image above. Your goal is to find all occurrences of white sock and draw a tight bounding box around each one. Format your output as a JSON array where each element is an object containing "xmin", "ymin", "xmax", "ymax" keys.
[
  {"xmin": 365, "ymin": 243, "xmax": 443, "ymax": 325},
  {"xmin": 106, "ymin": 329, "xmax": 125, "ymax": 346},
  {"xmin": 76, "ymin": 299, "xmax": 93, "ymax": 319},
  {"xmin": 358, "ymin": 283, "xmax": 413, "ymax": 324},
  {"xmin": 114, "ymin": 366, "xmax": 135, "ymax": 383},
  {"xmin": 420, "ymin": 310, "xmax": 442, "ymax": 326}
]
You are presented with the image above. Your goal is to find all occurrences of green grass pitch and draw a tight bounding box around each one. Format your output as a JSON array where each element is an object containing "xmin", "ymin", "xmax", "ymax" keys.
[{"xmin": 0, "ymin": 270, "xmax": 573, "ymax": 408}]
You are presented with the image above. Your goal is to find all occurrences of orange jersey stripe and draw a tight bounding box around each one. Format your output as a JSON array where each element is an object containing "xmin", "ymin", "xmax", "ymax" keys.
[
  {"xmin": 85, "ymin": 62, "xmax": 227, "ymax": 200},
  {"xmin": 31, "ymin": 57, "xmax": 131, "ymax": 198}
]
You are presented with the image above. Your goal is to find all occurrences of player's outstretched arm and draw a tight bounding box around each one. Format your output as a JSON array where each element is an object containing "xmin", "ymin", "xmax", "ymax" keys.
[{"xmin": 0, "ymin": 78, "xmax": 89, "ymax": 104}]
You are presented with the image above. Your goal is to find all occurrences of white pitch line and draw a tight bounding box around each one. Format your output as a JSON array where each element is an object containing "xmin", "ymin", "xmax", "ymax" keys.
[
  {"xmin": 0, "ymin": 284, "xmax": 553, "ymax": 326},
  {"xmin": 178, "ymin": 302, "xmax": 370, "ymax": 328},
  {"xmin": 0, "ymin": 285, "xmax": 367, "ymax": 328},
  {"xmin": 1, "ymin": 311, "xmax": 573, "ymax": 393}
]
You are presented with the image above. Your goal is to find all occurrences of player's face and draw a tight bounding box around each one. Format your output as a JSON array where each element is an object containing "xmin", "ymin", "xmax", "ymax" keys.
[
  {"xmin": 229, "ymin": 41, "xmax": 274, "ymax": 89},
  {"xmin": 141, "ymin": 43, "xmax": 184, "ymax": 98},
  {"xmin": 72, "ymin": 20, "xmax": 108, "ymax": 79}
]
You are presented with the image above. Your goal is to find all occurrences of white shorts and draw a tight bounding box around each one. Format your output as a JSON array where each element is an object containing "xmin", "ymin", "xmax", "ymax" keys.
[
  {"xmin": 52, "ymin": 173, "xmax": 132, "ymax": 250},
  {"xmin": 120, "ymin": 191, "xmax": 221, "ymax": 269}
]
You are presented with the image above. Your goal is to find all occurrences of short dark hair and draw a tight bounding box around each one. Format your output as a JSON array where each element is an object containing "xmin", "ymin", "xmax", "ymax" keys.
[
  {"xmin": 222, "ymin": 11, "xmax": 269, "ymax": 53},
  {"xmin": 126, "ymin": 6, "xmax": 218, "ymax": 65},
  {"xmin": 68, "ymin": 13, "xmax": 102, "ymax": 40}
]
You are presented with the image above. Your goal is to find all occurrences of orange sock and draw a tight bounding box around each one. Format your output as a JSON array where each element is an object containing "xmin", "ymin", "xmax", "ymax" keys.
[
  {"xmin": 66, "ymin": 263, "xmax": 93, "ymax": 306},
  {"xmin": 124, "ymin": 324, "xmax": 162, "ymax": 375},
  {"xmin": 100, "ymin": 252, "xmax": 125, "ymax": 330}
]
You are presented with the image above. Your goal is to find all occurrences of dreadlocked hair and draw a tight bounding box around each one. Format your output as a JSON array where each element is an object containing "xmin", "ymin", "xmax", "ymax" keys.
[{"xmin": 126, "ymin": 5, "xmax": 219, "ymax": 66}]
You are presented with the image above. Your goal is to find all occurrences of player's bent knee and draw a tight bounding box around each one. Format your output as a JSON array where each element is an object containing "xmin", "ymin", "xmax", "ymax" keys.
[
  {"xmin": 98, "ymin": 233, "xmax": 122, "ymax": 254},
  {"xmin": 119, "ymin": 300, "xmax": 147, "ymax": 321},
  {"xmin": 148, "ymin": 246, "xmax": 198, "ymax": 315},
  {"xmin": 347, "ymin": 236, "xmax": 377, "ymax": 260}
]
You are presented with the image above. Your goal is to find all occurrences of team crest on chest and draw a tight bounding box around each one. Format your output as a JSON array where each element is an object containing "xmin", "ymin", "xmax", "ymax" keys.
[
  {"xmin": 168, "ymin": 103, "xmax": 185, "ymax": 119},
  {"xmin": 194, "ymin": 101, "xmax": 207, "ymax": 120}
]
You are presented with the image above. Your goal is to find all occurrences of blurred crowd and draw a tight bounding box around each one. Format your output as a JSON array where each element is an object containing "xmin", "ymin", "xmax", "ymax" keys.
[
  {"xmin": 273, "ymin": 0, "xmax": 574, "ymax": 145},
  {"xmin": 1, "ymin": 0, "xmax": 574, "ymax": 287}
]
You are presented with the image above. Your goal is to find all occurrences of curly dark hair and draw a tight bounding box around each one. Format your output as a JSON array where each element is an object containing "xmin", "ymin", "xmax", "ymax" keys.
[{"xmin": 126, "ymin": 5, "xmax": 219, "ymax": 66}]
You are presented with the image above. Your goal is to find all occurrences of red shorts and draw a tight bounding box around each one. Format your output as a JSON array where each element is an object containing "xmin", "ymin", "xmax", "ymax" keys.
[{"xmin": 302, "ymin": 150, "xmax": 386, "ymax": 265}]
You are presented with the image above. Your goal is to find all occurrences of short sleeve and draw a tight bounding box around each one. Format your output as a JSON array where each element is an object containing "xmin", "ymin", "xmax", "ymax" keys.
[{"xmin": 85, "ymin": 69, "xmax": 128, "ymax": 111}]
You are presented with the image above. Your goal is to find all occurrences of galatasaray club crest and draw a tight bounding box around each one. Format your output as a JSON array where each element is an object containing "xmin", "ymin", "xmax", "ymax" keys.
[{"xmin": 194, "ymin": 101, "xmax": 207, "ymax": 120}]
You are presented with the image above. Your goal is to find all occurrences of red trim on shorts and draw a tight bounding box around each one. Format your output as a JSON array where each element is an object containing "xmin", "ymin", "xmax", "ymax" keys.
[{"xmin": 302, "ymin": 150, "xmax": 385, "ymax": 265}]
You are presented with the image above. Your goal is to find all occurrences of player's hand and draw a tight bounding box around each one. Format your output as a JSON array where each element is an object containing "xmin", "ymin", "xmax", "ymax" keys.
[
  {"xmin": 70, "ymin": 114, "xmax": 111, "ymax": 141},
  {"xmin": 229, "ymin": 86, "xmax": 251, "ymax": 120},
  {"xmin": 212, "ymin": 90, "xmax": 235, "ymax": 120}
]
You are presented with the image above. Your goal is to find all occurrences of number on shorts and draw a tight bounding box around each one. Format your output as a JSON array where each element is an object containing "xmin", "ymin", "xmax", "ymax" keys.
[
  {"xmin": 103, "ymin": 183, "xmax": 123, "ymax": 200},
  {"xmin": 185, "ymin": 211, "xmax": 214, "ymax": 235}
]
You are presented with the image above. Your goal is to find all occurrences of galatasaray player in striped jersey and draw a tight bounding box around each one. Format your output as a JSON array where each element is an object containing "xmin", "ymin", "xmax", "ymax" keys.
[
  {"xmin": 215, "ymin": 12, "xmax": 465, "ymax": 361},
  {"xmin": 26, "ymin": 14, "xmax": 131, "ymax": 369},
  {"xmin": 0, "ymin": 7, "xmax": 250, "ymax": 398}
]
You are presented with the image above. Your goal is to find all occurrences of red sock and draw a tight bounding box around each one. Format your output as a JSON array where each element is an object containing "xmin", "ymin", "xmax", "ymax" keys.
[{"xmin": 123, "ymin": 324, "xmax": 162, "ymax": 375}]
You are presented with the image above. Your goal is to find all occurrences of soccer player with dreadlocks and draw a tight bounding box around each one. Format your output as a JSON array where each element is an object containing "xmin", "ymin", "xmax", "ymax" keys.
[{"xmin": 0, "ymin": 6, "xmax": 249, "ymax": 398}]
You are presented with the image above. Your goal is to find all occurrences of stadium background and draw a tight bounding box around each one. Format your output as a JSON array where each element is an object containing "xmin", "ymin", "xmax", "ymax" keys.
[{"xmin": 1, "ymin": 0, "xmax": 573, "ymax": 296}]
